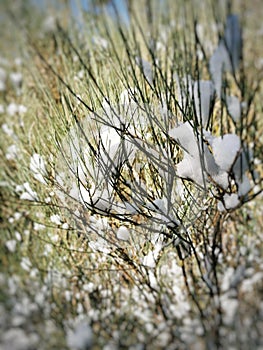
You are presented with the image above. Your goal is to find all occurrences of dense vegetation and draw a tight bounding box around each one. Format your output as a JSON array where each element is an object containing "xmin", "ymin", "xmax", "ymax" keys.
[{"xmin": 0, "ymin": 0, "xmax": 262, "ymax": 349}]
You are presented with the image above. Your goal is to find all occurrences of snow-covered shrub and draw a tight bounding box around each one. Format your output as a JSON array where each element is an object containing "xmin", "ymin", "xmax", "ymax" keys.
[{"xmin": 1, "ymin": 0, "xmax": 262, "ymax": 349}]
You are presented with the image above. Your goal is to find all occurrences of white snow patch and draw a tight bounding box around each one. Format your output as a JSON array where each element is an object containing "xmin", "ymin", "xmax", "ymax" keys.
[
  {"xmin": 30, "ymin": 153, "xmax": 47, "ymax": 184},
  {"xmin": 116, "ymin": 226, "xmax": 130, "ymax": 241},
  {"xmin": 226, "ymin": 95, "xmax": 241, "ymax": 122},
  {"xmin": 212, "ymin": 134, "xmax": 240, "ymax": 171},
  {"xmin": 193, "ymin": 80, "xmax": 215, "ymax": 127}
]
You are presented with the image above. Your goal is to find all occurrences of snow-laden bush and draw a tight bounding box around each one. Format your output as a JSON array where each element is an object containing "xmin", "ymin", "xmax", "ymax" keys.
[{"xmin": 1, "ymin": 1, "xmax": 262, "ymax": 349}]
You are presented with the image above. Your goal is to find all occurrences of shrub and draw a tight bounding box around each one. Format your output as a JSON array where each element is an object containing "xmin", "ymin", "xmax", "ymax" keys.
[{"xmin": 1, "ymin": 0, "xmax": 262, "ymax": 349}]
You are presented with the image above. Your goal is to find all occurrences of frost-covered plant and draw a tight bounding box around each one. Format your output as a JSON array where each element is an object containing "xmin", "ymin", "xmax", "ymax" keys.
[{"xmin": 1, "ymin": 0, "xmax": 263, "ymax": 349}]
